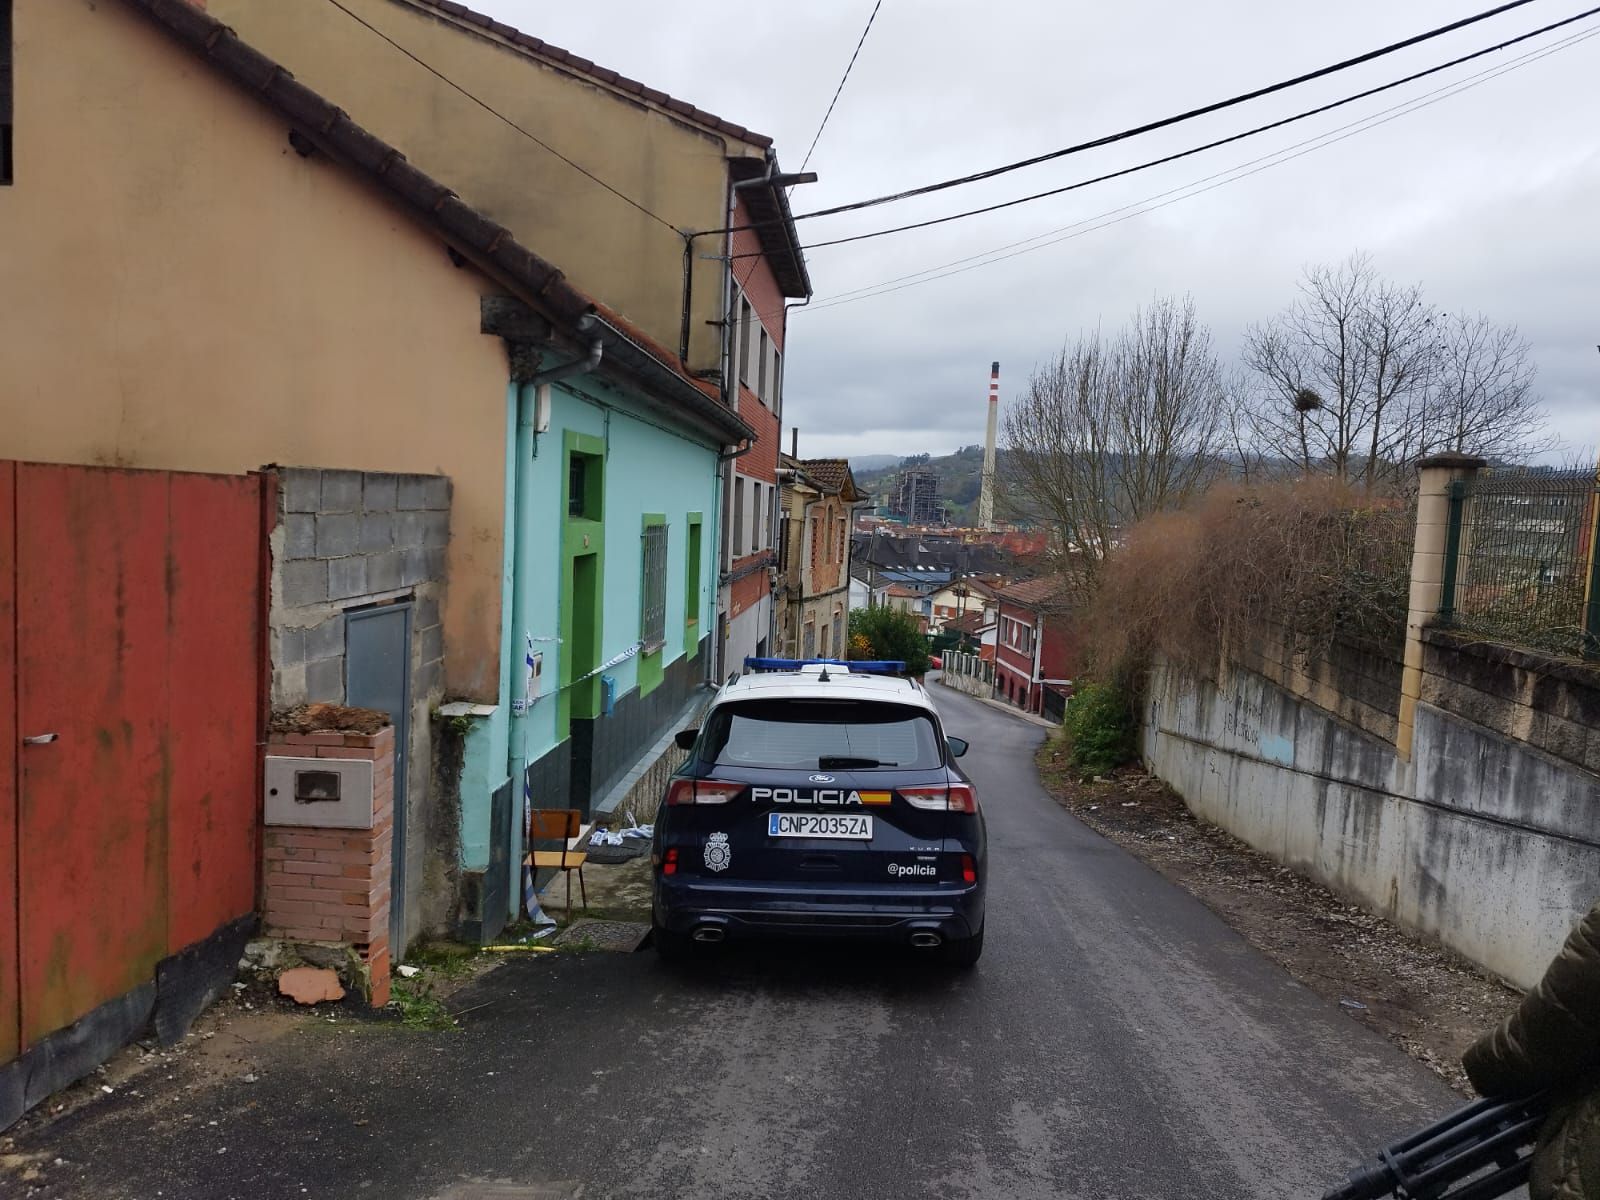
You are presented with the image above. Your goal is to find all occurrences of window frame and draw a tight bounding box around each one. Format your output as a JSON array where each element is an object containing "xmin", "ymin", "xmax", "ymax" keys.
[
  {"xmin": 738, "ymin": 297, "xmax": 753, "ymax": 386},
  {"xmin": 685, "ymin": 512, "xmax": 703, "ymax": 632},
  {"xmin": 732, "ymin": 476, "xmax": 746, "ymax": 557},
  {"xmin": 640, "ymin": 518, "xmax": 669, "ymax": 655}
]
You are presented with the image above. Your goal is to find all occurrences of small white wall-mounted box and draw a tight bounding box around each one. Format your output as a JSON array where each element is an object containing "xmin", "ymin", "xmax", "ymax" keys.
[{"xmin": 264, "ymin": 756, "xmax": 375, "ymax": 829}]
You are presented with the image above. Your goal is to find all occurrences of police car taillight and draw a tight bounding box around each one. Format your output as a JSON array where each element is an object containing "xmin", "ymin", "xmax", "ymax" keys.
[
  {"xmin": 665, "ymin": 780, "xmax": 742, "ymax": 805},
  {"xmin": 899, "ymin": 784, "xmax": 978, "ymax": 813},
  {"xmin": 662, "ymin": 848, "xmax": 678, "ymax": 876},
  {"xmin": 962, "ymin": 854, "xmax": 977, "ymax": 884}
]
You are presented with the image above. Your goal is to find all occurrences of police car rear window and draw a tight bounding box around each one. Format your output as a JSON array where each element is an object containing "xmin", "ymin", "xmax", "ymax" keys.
[{"xmin": 701, "ymin": 700, "xmax": 943, "ymax": 771}]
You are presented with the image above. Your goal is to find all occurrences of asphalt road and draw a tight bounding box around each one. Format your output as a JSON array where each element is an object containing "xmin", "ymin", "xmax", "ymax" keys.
[{"xmin": 14, "ymin": 682, "xmax": 1455, "ymax": 1199}]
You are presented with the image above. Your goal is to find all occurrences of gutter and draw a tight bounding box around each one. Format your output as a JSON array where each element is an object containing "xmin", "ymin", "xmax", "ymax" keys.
[{"xmin": 583, "ymin": 313, "xmax": 754, "ymax": 446}]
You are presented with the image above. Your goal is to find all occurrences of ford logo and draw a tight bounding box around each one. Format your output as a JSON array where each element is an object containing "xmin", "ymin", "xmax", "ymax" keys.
[{"xmin": 808, "ymin": 773, "xmax": 836, "ymax": 783}]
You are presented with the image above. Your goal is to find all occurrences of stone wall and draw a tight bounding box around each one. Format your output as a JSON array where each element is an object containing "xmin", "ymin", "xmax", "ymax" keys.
[
  {"xmin": 1230, "ymin": 626, "xmax": 1404, "ymax": 744},
  {"xmin": 268, "ymin": 467, "xmax": 451, "ymax": 951},
  {"xmin": 1143, "ymin": 649, "xmax": 1600, "ymax": 988},
  {"xmin": 1421, "ymin": 628, "xmax": 1600, "ymax": 774}
]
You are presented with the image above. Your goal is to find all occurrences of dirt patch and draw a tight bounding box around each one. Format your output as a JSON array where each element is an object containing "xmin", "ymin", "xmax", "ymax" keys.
[
  {"xmin": 270, "ymin": 701, "xmax": 389, "ymax": 735},
  {"xmin": 0, "ymin": 941, "xmax": 499, "ymax": 1188},
  {"xmin": 1036, "ymin": 744, "xmax": 1521, "ymax": 1094}
]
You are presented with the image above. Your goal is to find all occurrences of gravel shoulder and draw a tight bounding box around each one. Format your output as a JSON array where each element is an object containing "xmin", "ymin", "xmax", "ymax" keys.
[{"xmin": 1035, "ymin": 742, "xmax": 1522, "ymax": 1094}]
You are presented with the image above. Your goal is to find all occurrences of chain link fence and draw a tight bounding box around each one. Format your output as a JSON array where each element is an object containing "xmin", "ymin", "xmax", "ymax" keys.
[{"xmin": 1440, "ymin": 467, "xmax": 1600, "ymax": 659}]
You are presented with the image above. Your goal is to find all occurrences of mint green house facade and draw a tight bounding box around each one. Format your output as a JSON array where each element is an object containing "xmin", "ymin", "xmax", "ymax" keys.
[{"xmin": 454, "ymin": 312, "xmax": 751, "ymax": 940}]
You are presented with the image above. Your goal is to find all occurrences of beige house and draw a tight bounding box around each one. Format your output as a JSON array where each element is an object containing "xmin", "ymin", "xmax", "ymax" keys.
[
  {"xmin": 0, "ymin": 0, "xmax": 751, "ymax": 948},
  {"xmin": 0, "ymin": 0, "xmax": 549, "ymax": 699},
  {"xmin": 205, "ymin": 0, "xmax": 814, "ymax": 678},
  {"xmin": 775, "ymin": 455, "xmax": 863, "ymax": 660}
]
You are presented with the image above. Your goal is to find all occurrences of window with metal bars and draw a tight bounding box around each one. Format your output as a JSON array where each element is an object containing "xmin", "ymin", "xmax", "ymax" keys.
[{"xmin": 640, "ymin": 523, "xmax": 668, "ymax": 653}]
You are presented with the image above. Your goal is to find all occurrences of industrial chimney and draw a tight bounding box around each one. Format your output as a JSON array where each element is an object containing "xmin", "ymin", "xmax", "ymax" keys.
[{"xmin": 977, "ymin": 361, "xmax": 999, "ymax": 530}]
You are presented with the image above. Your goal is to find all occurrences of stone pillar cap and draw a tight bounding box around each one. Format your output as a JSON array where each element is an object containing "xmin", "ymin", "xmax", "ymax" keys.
[{"xmin": 1416, "ymin": 452, "xmax": 1488, "ymax": 471}]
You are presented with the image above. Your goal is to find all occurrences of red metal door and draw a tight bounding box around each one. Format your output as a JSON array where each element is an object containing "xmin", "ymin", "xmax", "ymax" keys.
[{"xmin": 9, "ymin": 464, "xmax": 264, "ymax": 1051}]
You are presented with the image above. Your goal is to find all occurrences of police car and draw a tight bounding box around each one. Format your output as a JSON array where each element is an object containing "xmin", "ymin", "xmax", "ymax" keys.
[{"xmin": 651, "ymin": 658, "xmax": 986, "ymax": 967}]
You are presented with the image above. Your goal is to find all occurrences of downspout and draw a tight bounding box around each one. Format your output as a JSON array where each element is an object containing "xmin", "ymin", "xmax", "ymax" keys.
[{"xmin": 506, "ymin": 320, "xmax": 603, "ymax": 917}]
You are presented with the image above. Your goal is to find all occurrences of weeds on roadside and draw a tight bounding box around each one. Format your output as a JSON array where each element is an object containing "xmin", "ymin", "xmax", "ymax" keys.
[
  {"xmin": 1059, "ymin": 682, "xmax": 1138, "ymax": 778},
  {"xmin": 389, "ymin": 975, "xmax": 457, "ymax": 1031}
]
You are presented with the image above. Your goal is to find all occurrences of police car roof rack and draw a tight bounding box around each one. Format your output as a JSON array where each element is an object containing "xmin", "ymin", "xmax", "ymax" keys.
[{"xmin": 743, "ymin": 657, "xmax": 907, "ymax": 677}]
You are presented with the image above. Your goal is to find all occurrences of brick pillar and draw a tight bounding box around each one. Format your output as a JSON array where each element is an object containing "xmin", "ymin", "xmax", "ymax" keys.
[
  {"xmin": 262, "ymin": 727, "xmax": 394, "ymax": 1006},
  {"xmin": 1398, "ymin": 453, "xmax": 1485, "ymax": 759}
]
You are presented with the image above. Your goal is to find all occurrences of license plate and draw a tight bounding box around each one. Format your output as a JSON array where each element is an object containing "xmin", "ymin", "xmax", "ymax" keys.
[{"xmin": 767, "ymin": 813, "xmax": 874, "ymax": 840}]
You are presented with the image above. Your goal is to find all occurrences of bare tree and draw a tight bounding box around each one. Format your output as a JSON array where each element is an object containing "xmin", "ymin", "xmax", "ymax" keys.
[
  {"xmin": 1242, "ymin": 254, "xmax": 1434, "ymax": 486},
  {"xmin": 1410, "ymin": 313, "xmax": 1547, "ymax": 463},
  {"xmin": 1003, "ymin": 296, "xmax": 1225, "ymax": 593},
  {"xmin": 1241, "ymin": 255, "xmax": 1548, "ymax": 482}
]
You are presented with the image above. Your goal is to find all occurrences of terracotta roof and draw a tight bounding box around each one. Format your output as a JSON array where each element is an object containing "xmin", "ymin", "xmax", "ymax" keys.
[
  {"xmin": 945, "ymin": 610, "xmax": 991, "ymax": 636},
  {"xmin": 885, "ymin": 584, "xmax": 920, "ymax": 598},
  {"xmin": 998, "ymin": 577, "xmax": 1070, "ymax": 610},
  {"xmin": 116, "ymin": 0, "xmax": 752, "ymax": 447},
  {"xmin": 404, "ymin": 0, "xmax": 771, "ymax": 148},
  {"xmin": 796, "ymin": 458, "xmax": 859, "ymax": 497}
]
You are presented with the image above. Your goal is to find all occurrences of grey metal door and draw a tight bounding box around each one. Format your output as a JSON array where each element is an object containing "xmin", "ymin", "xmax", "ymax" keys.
[{"xmin": 346, "ymin": 603, "xmax": 411, "ymax": 953}]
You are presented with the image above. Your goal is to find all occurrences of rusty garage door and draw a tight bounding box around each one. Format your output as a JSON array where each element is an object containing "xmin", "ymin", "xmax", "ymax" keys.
[{"xmin": 0, "ymin": 462, "xmax": 266, "ymax": 1061}]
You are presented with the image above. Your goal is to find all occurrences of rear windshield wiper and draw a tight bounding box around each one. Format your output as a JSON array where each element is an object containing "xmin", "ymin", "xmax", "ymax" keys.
[{"xmin": 817, "ymin": 756, "xmax": 896, "ymax": 769}]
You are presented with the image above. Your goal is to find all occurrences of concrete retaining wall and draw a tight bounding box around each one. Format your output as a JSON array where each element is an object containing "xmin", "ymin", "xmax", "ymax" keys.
[{"xmin": 1143, "ymin": 653, "xmax": 1600, "ymax": 988}]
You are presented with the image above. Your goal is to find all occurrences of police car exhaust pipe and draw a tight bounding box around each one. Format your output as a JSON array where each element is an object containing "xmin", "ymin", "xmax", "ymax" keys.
[
  {"xmin": 909, "ymin": 931, "xmax": 943, "ymax": 949},
  {"xmin": 692, "ymin": 925, "xmax": 726, "ymax": 944}
]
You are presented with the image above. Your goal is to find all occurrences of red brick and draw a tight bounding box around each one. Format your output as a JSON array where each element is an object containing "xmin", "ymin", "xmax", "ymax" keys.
[
  {"xmin": 315, "ymin": 901, "xmax": 369, "ymax": 919},
  {"xmin": 313, "ymin": 848, "xmax": 379, "ymax": 866},
  {"xmin": 273, "ymin": 886, "xmax": 329, "ymax": 903},
  {"xmin": 314, "ymin": 745, "xmax": 375, "ymax": 760},
  {"xmin": 265, "ymin": 899, "xmax": 320, "ymax": 918},
  {"xmin": 279, "ymin": 860, "xmax": 345, "ymax": 876},
  {"xmin": 277, "ymin": 731, "xmax": 347, "ymax": 746}
]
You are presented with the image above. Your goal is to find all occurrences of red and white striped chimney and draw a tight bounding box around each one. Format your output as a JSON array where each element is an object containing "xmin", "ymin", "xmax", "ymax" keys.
[{"xmin": 978, "ymin": 361, "xmax": 999, "ymax": 530}]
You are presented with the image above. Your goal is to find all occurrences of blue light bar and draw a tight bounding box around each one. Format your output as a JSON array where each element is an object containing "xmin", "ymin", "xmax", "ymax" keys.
[{"xmin": 743, "ymin": 657, "xmax": 907, "ymax": 676}]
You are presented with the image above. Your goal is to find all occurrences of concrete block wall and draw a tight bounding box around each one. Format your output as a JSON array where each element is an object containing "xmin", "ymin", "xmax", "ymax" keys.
[
  {"xmin": 1143, "ymin": 651, "xmax": 1600, "ymax": 988},
  {"xmin": 1231, "ymin": 623, "xmax": 1404, "ymax": 745},
  {"xmin": 272, "ymin": 467, "xmax": 448, "ymax": 706},
  {"xmin": 262, "ymin": 727, "xmax": 394, "ymax": 1007},
  {"xmin": 267, "ymin": 467, "xmax": 451, "ymax": 952},
  {"xmin": 1421, "ymin": 627, "xmax": 1600, "ymax": 775}
]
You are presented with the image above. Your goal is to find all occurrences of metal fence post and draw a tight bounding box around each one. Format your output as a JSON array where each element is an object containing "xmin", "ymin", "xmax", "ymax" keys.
[{"xmin": 1438, "ymin": 480, "xmax": 1466, "ymax": 625}]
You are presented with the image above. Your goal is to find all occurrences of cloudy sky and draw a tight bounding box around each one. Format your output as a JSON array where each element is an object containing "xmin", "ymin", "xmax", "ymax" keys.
[{"xmin": 470, "ymin": 0, "xmax": 1598, "ymax": 461}]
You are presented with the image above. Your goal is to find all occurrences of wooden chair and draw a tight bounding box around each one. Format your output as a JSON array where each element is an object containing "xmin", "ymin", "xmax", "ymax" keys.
[{"xmin": 526, "ymin": 807, "xmax": 588, "ymax": 915}]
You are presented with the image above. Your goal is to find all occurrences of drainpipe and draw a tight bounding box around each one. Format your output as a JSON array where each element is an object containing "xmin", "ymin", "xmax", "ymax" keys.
[{"xmin": 506, "ymin": 320, "xmax": 603, "ymax": 916}]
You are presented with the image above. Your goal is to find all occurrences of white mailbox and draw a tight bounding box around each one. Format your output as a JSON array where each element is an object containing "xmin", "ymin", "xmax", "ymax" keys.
[{"xmin": 264, "ymin": 756, "xmax": 376, "ymax": 829}]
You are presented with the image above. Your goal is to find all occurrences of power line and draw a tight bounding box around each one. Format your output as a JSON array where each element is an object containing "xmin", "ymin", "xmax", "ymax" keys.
[
  {"xmin": 812, "ymin": 21, "xmax": 1592, "ymax": 306},
  {"xmin": 321, "ymin": 0, "xmax": 682, "ymax": 235},
  {"xmin": 799, "ymin": 0, "xmax": 885, "ymax": 173},
  {"xmin": 737, "ymin": 4, "xmax": 1600, "ymax": 256},
  {"xmin": 789, "ymin": 0, "xmax": 1543, "ymax": 224},
  {"xmin": 794, "ymin": 22, "xmax": 1600, "ymax": 315}
]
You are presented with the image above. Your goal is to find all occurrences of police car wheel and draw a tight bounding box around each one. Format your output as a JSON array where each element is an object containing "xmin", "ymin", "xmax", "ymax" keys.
[
  {"xmin": 652, "ymin": 923, "xmax": 694, "ymax": 963},
  {"xmin": 943, "ymin": 926, "xmax": 984, "ymax": 968}
]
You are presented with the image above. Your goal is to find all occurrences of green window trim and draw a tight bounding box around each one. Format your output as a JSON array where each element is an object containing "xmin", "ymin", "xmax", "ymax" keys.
[
  {"xmin": 639, "ymin": 513, "xmax": 667, "ymax": 698},
  {"xmin": 685, "ymin": 512, "xmax": 704, "ymax": 646},
  {"xmin": 558, "ymin": 430, "xmax": 608, "ymax": 737}
]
